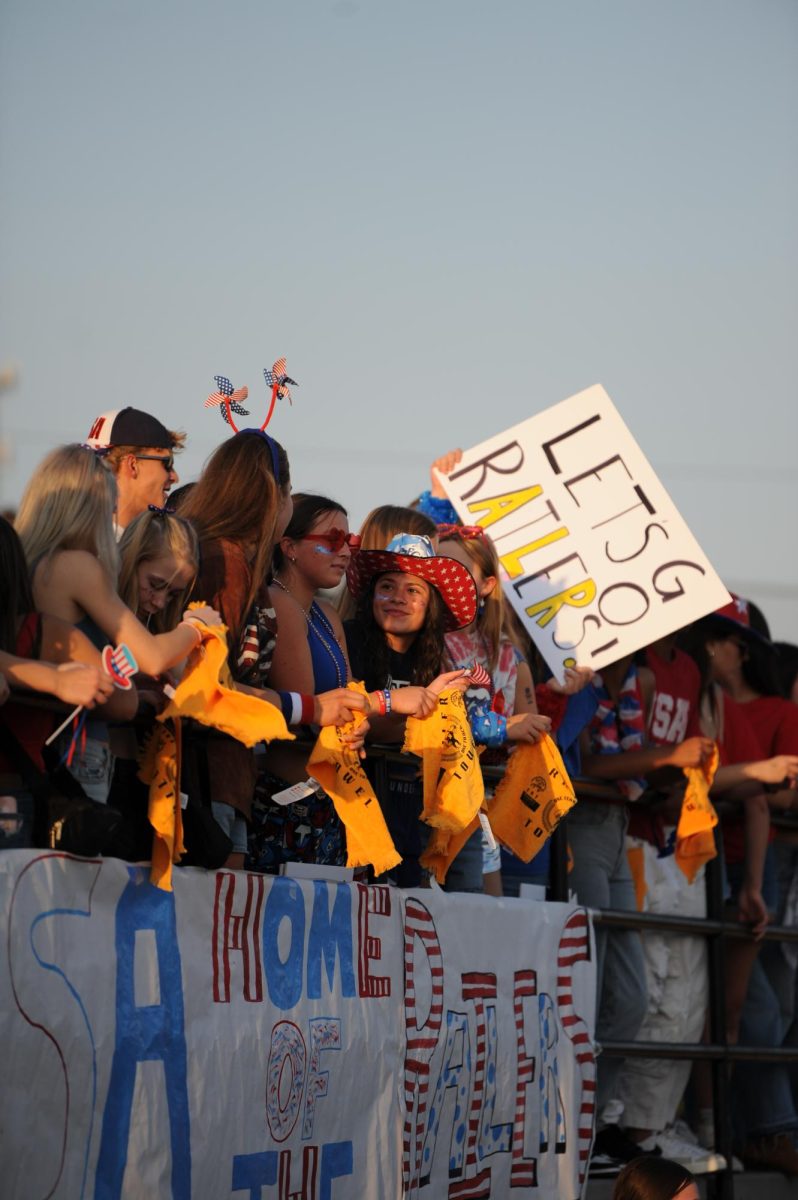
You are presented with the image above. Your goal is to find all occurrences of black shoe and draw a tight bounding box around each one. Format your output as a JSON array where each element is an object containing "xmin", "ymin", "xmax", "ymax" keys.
[
  {"xmin": 588, "ymin": 1150, "xmax": 625, "ymax": 1177},
  {"xmin": 594, "ymin": 1125, "xmax": 659, "ymax": 1165}
]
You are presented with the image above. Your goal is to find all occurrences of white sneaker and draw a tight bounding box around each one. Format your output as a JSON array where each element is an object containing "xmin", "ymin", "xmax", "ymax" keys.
[
  {"xmin": 673, "ymin": 1118, "xmax": 743, "ymax": 1171},
  {"xmin": 670, "ymin": 1118, "xmax": 699, "ymax": 1145},
  {"xmin": 638, "ymin": 1128, "xmax": 727, "ymax": 1174}
]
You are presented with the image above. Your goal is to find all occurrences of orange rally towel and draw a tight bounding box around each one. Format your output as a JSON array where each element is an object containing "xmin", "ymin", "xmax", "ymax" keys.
[
  {"xmin": 487, "ymin": 735, "xmax": 577, "ymax": 863},
  {"xmin": 138, "ymin": 720, "xmax": 185, "ymax": 891},
  {"xmin": 158, "ymin": 617, "xmax": 293, "ymax": 747},
  {"xmin": 307, "ymin": 682, "xmax": 401, "ymax": 876},
  {"xmin": 676, "ymin": 744, "xmax": 719, "ymax": 883},
  {"xmin": 626, "ymin": 844, "xmax": 648, "ymax": 912},
  {"xmin": 421, "ymin": 816, "xmax": 481, "ymax": 885},
  {"xmin": 402, "ymin": 687, "xmax": 484, "ymax": 833}
]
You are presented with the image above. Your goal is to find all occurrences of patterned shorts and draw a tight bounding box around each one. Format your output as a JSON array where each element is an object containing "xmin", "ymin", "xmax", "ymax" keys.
[{"xmin": 246, "ymin": 771, "xmax": 345, "ymax": 873}]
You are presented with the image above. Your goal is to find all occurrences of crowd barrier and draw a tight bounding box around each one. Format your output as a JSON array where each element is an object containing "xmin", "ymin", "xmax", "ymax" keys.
[
  {"xmin": 1, "ymin": 707, "xmax": 797, "ymax": 1199},
  {"xmin": 0, "ymin": 847, "xmax": 597, "ymax": 1199}
]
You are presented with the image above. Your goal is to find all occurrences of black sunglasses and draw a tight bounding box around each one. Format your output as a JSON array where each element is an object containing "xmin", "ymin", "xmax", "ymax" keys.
[{"xmin": 135, "ymin": 453, "xmax": 175, "ymax": 472}]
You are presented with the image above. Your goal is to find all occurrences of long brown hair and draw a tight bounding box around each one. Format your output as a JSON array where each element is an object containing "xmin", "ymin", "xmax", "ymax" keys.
[{"xmin": 181, "ymin": 431, "xmax": 290, "ymax": 623}]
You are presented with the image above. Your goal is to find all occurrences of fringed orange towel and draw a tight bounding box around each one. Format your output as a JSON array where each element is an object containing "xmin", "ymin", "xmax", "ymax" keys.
[
  {"xmin": 626, "ymin": 844, "xmax": 648, "ymax": 912},
  {"xmin": 402, "ymin": 688, "xmax": 484, "ymax": 833},
  {"xmin": 487, "ymin": 736, "xmax": 577, "ymax": 863},
  {"xmin": 307, "ymin": 683, "xmax": 401, "ymax": 877},
  {"xmin": 158, "ymin": 619, "xmax": 293, "ymax": 747},
  {"xmin": 421, "ymin": 816, "xmax": 481, "ymax": 885},
  {"xmin": 676, "ymin": 744, "xmax": 719, "ymax": 883},
  {"xmin": 138, "ymin": 720, "xmax": 185, "ymax": 892}
]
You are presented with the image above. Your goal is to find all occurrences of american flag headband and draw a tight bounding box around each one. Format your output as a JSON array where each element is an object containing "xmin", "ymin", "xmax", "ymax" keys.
[
  {"xmin": 205, "ymin": 358, "xmax": 296, "ymax": 444},
  {"xmin": 237, "ymin": 429, "xmax": 280, "ymax": 479}
]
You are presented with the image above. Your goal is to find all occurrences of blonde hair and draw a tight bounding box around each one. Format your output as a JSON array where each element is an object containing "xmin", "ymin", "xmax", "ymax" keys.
[
  {"xmin": 438, "ymin": 531, "xmax": 507, "ymax": 674},
  {"xmin": 15, "ymin": 444, "xmax": 120, "ymax": 580},
  {"xmin": 337, "ymin": 505, "xmax": 439, "ymax": 620},
  {"xmin": 104, "ymin": 428, "xmax": 186, "ymax": 473},
  {"xmin": 118, "ymin": 509, "xmax": 199, "ymax": 632}
]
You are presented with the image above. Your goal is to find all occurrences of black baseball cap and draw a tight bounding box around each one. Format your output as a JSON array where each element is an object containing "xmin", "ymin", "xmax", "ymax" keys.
[{"xmin": 86, "ymin": 407, "xmax": 173, "ymax": 449}]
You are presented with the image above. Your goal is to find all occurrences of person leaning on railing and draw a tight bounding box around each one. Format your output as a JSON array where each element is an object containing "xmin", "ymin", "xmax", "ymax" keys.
[{"xmin": 569, "ymin": 649, "xmax": 714, "ymax": 1176}]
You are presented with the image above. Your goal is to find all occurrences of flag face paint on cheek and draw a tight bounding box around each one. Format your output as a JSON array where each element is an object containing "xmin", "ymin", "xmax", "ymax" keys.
[{"xmin": 312, "ymin": 544, "xmax": 335, "ymax": 556}]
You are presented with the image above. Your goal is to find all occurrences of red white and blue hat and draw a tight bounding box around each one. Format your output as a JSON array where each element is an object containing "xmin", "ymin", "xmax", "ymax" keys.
[
  {"xmin": 712, "ymin": 594, "xmax": 771, "ymax": 645},
  {"xmin": 346, "ymin": 532, "xmax": 477, "ymax": 631}
]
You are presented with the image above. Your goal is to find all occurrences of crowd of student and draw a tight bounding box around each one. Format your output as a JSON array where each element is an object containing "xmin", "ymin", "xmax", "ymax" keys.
[{"xmin": 2, "ymin": 401, "xmax": 798, "ymax": 1183}]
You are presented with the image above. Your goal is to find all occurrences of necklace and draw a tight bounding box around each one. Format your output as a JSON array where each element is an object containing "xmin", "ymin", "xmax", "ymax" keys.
[{"xmin": 273, "ymin": 577, "xmax": 347, "ymax": 688}]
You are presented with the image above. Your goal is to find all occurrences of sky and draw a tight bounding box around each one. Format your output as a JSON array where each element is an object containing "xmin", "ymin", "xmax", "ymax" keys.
[{"xmin": 1, "ymin": 0, "xmax": 797, "ymax": 640}]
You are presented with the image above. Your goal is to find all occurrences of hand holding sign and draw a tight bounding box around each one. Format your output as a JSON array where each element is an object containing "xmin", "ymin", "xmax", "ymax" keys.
[{"xmin": 437, "ymin": 385, "xmax": 730, "ymax": 681}]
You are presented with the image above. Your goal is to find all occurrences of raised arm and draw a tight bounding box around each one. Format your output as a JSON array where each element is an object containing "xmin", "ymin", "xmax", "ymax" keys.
[{"xmin": 53, "ymin": 551, "xmax": 214, "ymax": 675}]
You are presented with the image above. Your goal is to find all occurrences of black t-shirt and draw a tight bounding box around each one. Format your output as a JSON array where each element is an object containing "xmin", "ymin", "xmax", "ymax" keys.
[
  {"xmin": 344, "ymin": 619, "xmax": 415, "ymax": 691},
  {"xmin": 344, "ymin": 618, "xmax": 424, "ymax": 884}
]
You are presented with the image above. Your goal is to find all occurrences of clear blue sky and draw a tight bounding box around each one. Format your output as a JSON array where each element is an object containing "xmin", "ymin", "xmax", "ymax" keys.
[{"xmin": 2, "ymin": 0, "xmax": 796, "ymax": 638}]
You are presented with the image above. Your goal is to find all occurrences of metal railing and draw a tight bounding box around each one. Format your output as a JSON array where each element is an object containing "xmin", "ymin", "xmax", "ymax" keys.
[
  {"xmin": 3, "ymin": 700, "xmax": 797, "ymax": 1197},
  {"xmin": 549, "ymin": 780, "xmax": 798, "ymax": 1200}
]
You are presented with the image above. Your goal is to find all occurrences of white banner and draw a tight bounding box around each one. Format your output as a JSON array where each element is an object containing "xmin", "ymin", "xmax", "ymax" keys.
[
  {"xmin": 439, "ymin": 384, "xmax": 730, "ymax": 680},
  {"xmin": 0, "ymin": 851, "xmax": 597, "ymax": 1199}
]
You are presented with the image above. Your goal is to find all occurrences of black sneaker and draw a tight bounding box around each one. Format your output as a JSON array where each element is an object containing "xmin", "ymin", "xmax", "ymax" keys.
[
  {"xmin": 593, "ymin": 1125, "xmax": 659, "ymax": 1165},
  {"xmin": 588, "ymin": 1150, "xmax": 625, "ymax": 1177}
]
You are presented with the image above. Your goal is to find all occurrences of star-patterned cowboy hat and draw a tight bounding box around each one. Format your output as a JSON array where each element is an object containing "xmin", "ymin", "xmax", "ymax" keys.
[
  {"xmin": 346, "ymin": 532, "xmax": 477, "ymax": 631},
  {"xmin": 712, "ymin": 594, "xmax": 772, "ymax": 646}
]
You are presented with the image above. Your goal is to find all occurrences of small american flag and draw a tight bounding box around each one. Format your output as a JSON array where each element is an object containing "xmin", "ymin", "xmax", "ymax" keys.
[
  {"xmin": 102, "ymin": 644, "xmax": 138, "ymax": 690},
  {"xmin": 466, "ymin": 663, "xmax": 492, "ymax": 689}
]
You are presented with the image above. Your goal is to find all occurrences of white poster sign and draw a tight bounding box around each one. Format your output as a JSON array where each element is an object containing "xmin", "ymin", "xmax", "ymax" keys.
[
  {"xmin": 439, "ymin": 384, "xmax": 730, "ymax": 679},
  {"xmin": 0, "ymin": 851, "xmax": 597, "ymax": 1200}
]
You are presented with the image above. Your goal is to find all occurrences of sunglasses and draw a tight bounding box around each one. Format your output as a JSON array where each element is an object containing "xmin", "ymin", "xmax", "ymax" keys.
[
  {"xmin": 302, "ymin": 529, "xmax": 361, "ymax": 553},
  {"xmin": 436, "ymin": 523, "xmax": 486, "ymax": 540},
  {"xmin": 135, "ymin": 453, "xmax": 175, "ymax": 473}
]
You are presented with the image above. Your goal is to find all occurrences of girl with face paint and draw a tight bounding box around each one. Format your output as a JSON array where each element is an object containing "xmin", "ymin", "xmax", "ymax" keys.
[
  {"xmin": 343, "ymin": 533, "xmax": 478, "ymax": 887},
  {"xmin": 251, "ymin": 494, "xmax": 360, "ymax": 871}
]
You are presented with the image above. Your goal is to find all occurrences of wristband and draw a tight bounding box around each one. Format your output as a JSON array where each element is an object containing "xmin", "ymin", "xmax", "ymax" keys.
[
  {"xmin": 278, "ymin": 692, "xmax": 306, "ymax": 725},
  {"xmin": 180, "ymin": 620, "xmax": 203, "ymax": 647},
  {"xmin": 300, "ymin": 694, "xmax": 315, "ymax": 724},
  {"xmin": 371, "ymin": 690, "xmax": 386, "ymax": 715},
  {"xmin": 383, "ymin": 688, "xmax": 392, "ymax": 715}
]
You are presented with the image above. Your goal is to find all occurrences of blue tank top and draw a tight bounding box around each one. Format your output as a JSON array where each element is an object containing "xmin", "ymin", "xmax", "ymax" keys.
[
  {"xmin": 76, "ymin": 614, "xmax": 108, "ymax": 652},
  {"xmin": 75, "ymin": 614, "xmax": 110, "ymax": 738},
  {"xmin": 307, "ymin": 603, "xmax": 347, "ymax": 692}
]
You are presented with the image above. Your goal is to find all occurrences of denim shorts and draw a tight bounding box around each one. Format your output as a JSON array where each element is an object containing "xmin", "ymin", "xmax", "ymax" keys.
[{"xmin": 66, "ymin": 736, "xmax": 113, "ymax": 806}]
